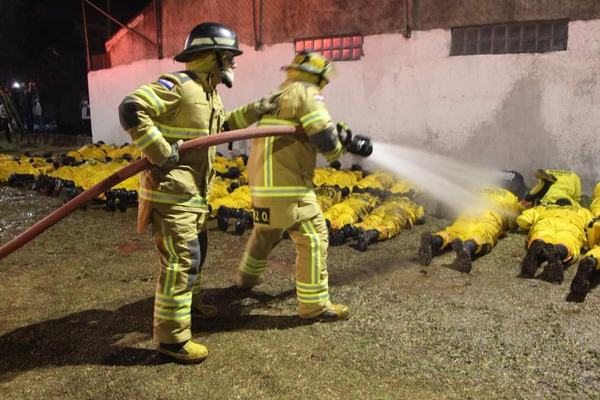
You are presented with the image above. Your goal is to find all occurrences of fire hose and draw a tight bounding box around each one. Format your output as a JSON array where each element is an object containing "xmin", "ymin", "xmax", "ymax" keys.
[{"xmin": 0, "ymin": 125, "xmax": 300, "ymax": 260}]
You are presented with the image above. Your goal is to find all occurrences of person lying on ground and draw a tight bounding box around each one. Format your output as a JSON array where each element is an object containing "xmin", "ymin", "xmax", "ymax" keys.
[{"xmin": 418, "ymin": 185, "xmax": 522, "ymax": 273}]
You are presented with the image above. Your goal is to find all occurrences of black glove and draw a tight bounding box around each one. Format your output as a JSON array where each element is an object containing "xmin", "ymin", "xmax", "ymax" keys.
[{"xmin": 336, "ymin": 121, "xmax": 373, "ymax": 157}]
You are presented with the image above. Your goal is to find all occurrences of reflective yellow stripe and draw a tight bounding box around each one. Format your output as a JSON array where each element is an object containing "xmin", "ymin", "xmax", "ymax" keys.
[
  {"xmin": 133, "ymin": 126, "xmax": 162, "ymax": 150},
  {"xmin": 296, "ymin": 282, "xmax": 328, "ymax": 292},
  {"xmin": 300, "ymin": 110, "xmax": 329, "ymax": 128},
  {"xmin": 139, "ymin": 188, "xmax": 208, "ymax": 209},
  {"xmin": 302, "ymin": 221, "xmax": 321, "ymax": 284},
  {"xmin": 251, "ymin": 186, "xmax": 316, "ymax": 198},
  {"xmin": 155, "ymin": 122, "xmax": 209, "ymax": 139},
  {"xmin": 258, "ymin": 118, "xmax": 299, "ymax": 126},
  {"xmin": 263, "ymin": 137, "xmax": 274, "ymax": 187},
  {"xmin": 155, "ymin": 292, "xmax": 192, "ymax": 306},
  {"xmin": 240, "ymin": 252, "xmax": 268, "ymax": 276},
  {"xmin": 154, "ymin": 309, "xmax": 191, "ymax": 321},
  {"xmin": 322, "ymin": 141, "xmax": 343, "ymax": 161},
  {"xmin": 296, "ymin": 292, "xmax": 329, "ymax": 303},
  {"xmin": 133, "ymin": 90, "xmax": 159, "ymax": 115},
  {"xmin": 141, "ymin": 85, "xmax": 166, "ymax": 114}
]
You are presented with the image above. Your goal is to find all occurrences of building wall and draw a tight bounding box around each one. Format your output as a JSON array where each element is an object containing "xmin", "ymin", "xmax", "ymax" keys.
[
  {"xmin": 105, "ymin": 0, "xmax": 600, "ymax": 68},
  {"xmin": 89, "ymin": 19, "xmax": 600, "ymax": 189}
]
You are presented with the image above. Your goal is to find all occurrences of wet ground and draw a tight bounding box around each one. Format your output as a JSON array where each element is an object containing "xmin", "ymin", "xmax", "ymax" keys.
[{"xmin": 0, "ymin": 186, "xmax": 599, "ymax": 400}]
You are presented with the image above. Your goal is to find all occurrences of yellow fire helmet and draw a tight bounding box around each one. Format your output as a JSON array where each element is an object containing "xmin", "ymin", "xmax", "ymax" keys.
[{"xmin": 283, "ymin": 51, "xmax": 335, "ymax": 87}]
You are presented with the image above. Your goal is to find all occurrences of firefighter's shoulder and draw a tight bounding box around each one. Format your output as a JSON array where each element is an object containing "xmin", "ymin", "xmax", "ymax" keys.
[{"xmin": 155, "ymin": 71, "xmax": 197, "ymax": 90}]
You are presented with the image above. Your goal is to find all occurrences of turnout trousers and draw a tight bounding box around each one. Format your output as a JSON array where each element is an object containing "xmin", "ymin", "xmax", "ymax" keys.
[
  {"xmin": 151, "ymin": 205, "xmax": 208, "ymax": 344},
  {"xmin": 238, "ymin": 199, "xmax": 331, "ymax": 317}
]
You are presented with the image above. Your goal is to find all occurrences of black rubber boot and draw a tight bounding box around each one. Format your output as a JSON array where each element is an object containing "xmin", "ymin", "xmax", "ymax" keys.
[
  {"xmin": 356, "ymin": 229, "xmax": 379, "ymax": 252},
  {"xmin": 216, "ymin": 206, "xmax": 231, "ymax": 232},
  {"xmin": 418, "ymin": 232, "xmax": 443, "ymax": 266},
  {"xmin": 570, "ymin": 256, "xmax": 596, "ymax": 300},
  {"xmin": 451, "ymin": 239, "xmax": 473, "ymax": 273},
  {"xmin": 539, "ymin": 243, "xmax": 564, "ymax": 284},
  {"xmin": 234, "ymin": 210, "xmax": 252, "ymax": 235},
  {"xmin": 521, "ymin": 240, "xmax": 545, "ymax": 278}
]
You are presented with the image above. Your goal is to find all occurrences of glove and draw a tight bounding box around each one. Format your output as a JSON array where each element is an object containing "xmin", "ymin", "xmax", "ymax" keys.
[
  {"xmin": 160, "ymin": 139, "xmax": 183, "ymax": 169},
  {"xmin": 336, "ymin": 121, "xmax": 352, "ymax": 147},
  {"xmin": 254, "ymin": 91, "xmax": 282, "ymax": 116}
]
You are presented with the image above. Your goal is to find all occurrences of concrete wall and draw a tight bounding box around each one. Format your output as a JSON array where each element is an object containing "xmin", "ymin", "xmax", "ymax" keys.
[
  {"xmin": 89, "ymin": 19, "xmax": 600, "ymax": 189},
  {"xmin": 105, "ymin": 0, "xmax": 600, "ymax": 68}
]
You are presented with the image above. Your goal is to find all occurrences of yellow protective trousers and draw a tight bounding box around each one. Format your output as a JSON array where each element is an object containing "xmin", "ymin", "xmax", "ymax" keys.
[
  {"xmin": 238, "ymin": 200, "xmax": 330, "ymax": 316},
  {"xmin": 436, "ymin": 214, "xmax": 502, "ymax": 252},
  {"xmin": 151, "ymin": 205, "xmax": 207, "ymax": 344}
]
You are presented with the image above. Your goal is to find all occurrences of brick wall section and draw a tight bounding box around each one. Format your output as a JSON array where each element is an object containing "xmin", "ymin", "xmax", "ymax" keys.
[
  {"xmin": 160, "ymin": 0, "xmax": 255, "ymax": 59},
  {"xmin": 105, "ymin": 0, "xmax": 600, "ymax": 67},
  {"xmin": 416, "ymin": 0, "xmax": 600, "ymax": 30},
  {"xmin": 105, "ymin": 4, "xmax": 158, "ymax": 68}
]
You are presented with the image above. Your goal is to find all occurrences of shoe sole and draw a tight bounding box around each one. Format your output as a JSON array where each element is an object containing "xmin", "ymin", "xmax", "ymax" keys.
[
  {"xmin": 157, "ymin": 349, "xmax": 208, "ymax": 364},
  {"xmin": 417, "ymin": 232, "xmax": 433, "ymax": 266},
  {"xmin": 521, "ymin": 241, "xmax": 543, "ymax": 278},
  {"xmin": 570, "ymin": 259, "xmax": 595, "ymax": 297},
  {"xmin": 451, "ymin": 239, "xmax": 472, "ymax": 273}
]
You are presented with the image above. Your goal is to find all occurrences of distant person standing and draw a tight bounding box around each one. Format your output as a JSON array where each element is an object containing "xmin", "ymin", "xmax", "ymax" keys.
[
  {"xmin": 0, "ymin": 101, "xmax": 12, "ymax": 142},
  {"xmin": 81, "ymin": 96, "xmax": 91, "ymax": 134},
  {"xmin": 33, "ymin": 97, "xmax": 43, "ymax": 132}
]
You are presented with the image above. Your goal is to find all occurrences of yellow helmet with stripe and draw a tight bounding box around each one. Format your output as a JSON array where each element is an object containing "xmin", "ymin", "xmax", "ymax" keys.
[{"xmin": 283, "ymin": 51, "xmax": 334, "ymax": 87}]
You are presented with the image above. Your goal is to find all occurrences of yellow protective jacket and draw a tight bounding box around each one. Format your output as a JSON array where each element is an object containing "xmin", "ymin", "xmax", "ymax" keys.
[
  {"xmin": 119, "ymin": 71, "xmax": 260, "ymax": 232},
  {"xmin": 354, "ymin": 171, "xmax": 396, "ymax": 191},
  {"xmin": 539, "ymin": 169, "xmax": 581, "ymax": 206},
  {"xmin": 313, "ymin": 167, "xmax": 362, "ymax": 189},
  {"xmin": 324, "ymin": 193, "xmax": 379, "ymax": 230},
  {"xmin": 356, "ymin": 196, "xmax": 424, "ymax": 240},
  {"xmin": 517, "ymin": 204, "xmax": 592, "ymax": 260},
  {"xmin": 247, "ymin": 79, "xmax": 343, "ymax": 203},
  {"xmin": 439, "ymin": 187, "xmax": 521, "ymax": 247},
  {"xmin": 585, "ymin": 183, "xmax": 600, "ymax": 248},
  {"xmin": 315, "ymin": 185, "xmax": 345, "ymax": 212}
]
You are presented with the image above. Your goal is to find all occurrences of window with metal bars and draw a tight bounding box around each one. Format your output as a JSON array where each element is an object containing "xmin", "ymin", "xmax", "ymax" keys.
[
  {"xmin": 294, "ymin": 34, "xmax": 364, "ymax": 61},
  {"xmin": 450, "ymin": 20, "xmax": 568, "ymax": 56}
]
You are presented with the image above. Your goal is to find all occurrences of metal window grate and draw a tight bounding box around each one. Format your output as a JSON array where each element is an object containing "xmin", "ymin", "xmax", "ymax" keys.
[
  {"xmin": 294, "ymin": 34, "xmax": 364, "ymax": 61},
  {"xmin": 450, "ymin": 20, "xmax": 568, "ymax": 56}
]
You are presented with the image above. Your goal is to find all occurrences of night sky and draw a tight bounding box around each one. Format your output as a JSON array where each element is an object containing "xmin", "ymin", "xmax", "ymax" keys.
[{"xmin": 0, "ymin": 0, "xmax": 151, "ymax": 133}]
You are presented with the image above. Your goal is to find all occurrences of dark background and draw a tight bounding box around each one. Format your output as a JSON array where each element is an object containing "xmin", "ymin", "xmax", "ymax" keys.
[{"xmin": 0, "ymin": 0, "xmax": 150, "ymax": 134}]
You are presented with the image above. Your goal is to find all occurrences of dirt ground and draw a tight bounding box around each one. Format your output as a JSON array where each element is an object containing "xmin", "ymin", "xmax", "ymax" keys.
[{"xmin": 0, "ymin": 185, "xmax": 599, "ymax": 400}]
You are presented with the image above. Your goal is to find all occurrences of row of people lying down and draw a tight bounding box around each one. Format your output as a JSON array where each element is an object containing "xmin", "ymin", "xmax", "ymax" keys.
[{"xmin": 418, "ymin": 168, "xmax": 599, "ymax": 301}]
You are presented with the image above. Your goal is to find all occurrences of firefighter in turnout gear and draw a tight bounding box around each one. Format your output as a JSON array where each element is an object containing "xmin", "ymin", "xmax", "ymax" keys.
[
  {"xmin": 522, "ymin": 169, "xmax": 582, "ymax": 208},
  {"xmin": 569, "ymin": 183, "xmax": 600, "ymax": 300},
  {"xmin": 517, "ymin": 203, "xmax": 592, "ymax": 284},
  {"xmin": 418, "ymin": 186, "xmax": 522, "ymax": 273},
  {"xmin": 118, "ymin": 22, "xmax": 277, "ymax": 363},
  {"xmin": 236, "ymin": 51, "xmax": 352, "ymax": 320}
]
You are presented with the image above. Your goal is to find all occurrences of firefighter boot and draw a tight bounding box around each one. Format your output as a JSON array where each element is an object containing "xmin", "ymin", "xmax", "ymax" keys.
[
  {"xmin": 299, "ymin": 302, "xmax": 350, "ymax": 321},
  {"xmin": 417, "ymin": 232, "xmax": 434, "ymax": 266},
  {"xmin": 356, "ymin": 229, "xmax": 379, "ymax": 252},
  {"xmin": 539, "ymin": 244, "xmax": 564, "ymax": 284},
  {"xmin": 451, "ymin": 239, "xmax": 473, "ymax": 273},
  {"xmin": 521, "ymin": 240, "xmax": 544, "ymax": 278},
  {"xmin": 158, "ymin": 340, "xmax": 208, "ymax": 364},
  {"xmin": 570, "ymin": 256, "xmax": 596, "ymax": 300},
  {"xmin": 217, "ymin": 206, "xmax": 231, "ymax": 232},
  {"xmin": 235, "ymin": 270, "xmax": 260, "ymax": 290},
  {"xmin": 191, "ymin": 303, "xmax": 219, "ymax": 319}
]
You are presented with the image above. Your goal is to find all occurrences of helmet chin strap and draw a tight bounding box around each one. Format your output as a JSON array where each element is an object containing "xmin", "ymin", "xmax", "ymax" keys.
[{"xmin": 216, "ymin": 52, "xmax": 234, "ymax": 88}]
